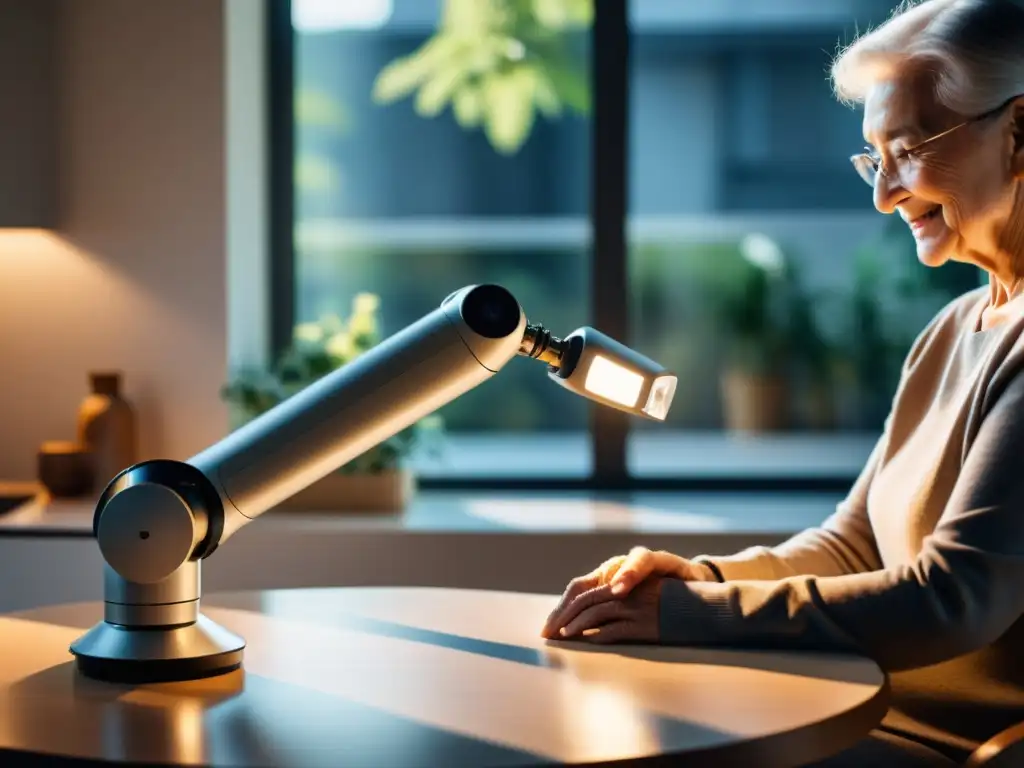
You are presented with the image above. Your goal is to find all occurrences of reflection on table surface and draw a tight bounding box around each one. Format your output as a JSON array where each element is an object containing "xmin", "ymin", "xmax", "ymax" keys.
[{"xmin": 0, "ymin": 588, "xmax": 887, "ymax": 767}]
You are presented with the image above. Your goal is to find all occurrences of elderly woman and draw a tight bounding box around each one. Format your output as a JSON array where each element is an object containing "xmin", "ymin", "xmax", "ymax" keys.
[{"xmin": 541, "ymin": 1, "xmax": 1024, "ymax": 765}]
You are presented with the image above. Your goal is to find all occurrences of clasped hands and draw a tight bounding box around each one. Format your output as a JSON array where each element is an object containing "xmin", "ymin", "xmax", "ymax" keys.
[{"xmin": 539, "ymin": 547, "xmax": 713, "ymax": 644}]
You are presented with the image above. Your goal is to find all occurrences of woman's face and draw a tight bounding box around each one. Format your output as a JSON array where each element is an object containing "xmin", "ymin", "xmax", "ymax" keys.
[{"xmin": 861, "ymin": 71, "xmax": 1023, "ymax": 271}]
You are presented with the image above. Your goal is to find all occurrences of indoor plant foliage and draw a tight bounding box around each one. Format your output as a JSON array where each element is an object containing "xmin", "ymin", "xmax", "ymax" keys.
[
  {"xmin": 694, "ymin": 234, "xmax": 816, "ymax": 433},
  {"xmin": 221, "ymin": 293, "xmax": 443, "ymax": 507},
  {"xmin": 839, "ymin": 216, "xmax": 982, "ymax": 429},
  {"xmin": 372, "ymin": 0, "xmax": 591, "ymax": 155},
  {"xmin": 699, "ymin": 234, "xmax": 795, "ymax": 375}
]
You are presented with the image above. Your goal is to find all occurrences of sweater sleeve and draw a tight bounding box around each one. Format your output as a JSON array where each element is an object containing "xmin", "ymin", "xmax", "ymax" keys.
[
  {"xmin": 691, "ymin": 296, "xmax": 963, "ymax": 583},
  {"xmin": 693, "ymin": 431, "xmax": 887, "ymax": 581},
  {"xmin": 660, "ymin": 368, "xmax": 1024, "ymax": 673}
]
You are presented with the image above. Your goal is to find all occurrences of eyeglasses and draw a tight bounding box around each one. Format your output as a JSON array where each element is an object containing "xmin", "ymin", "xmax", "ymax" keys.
[{"xmin": 850, "ymin": 98, "xmax": 1016, "ymax": 187}]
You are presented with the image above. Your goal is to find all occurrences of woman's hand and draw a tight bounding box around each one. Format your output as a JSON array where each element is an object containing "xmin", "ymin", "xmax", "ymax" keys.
[
  {"xmin": 540, "ymin": 547, "xmax": 710, "ymax": 639},
  {"xmin": 552, "ymin": 577, "xmax": 664, "ymax": 644}
]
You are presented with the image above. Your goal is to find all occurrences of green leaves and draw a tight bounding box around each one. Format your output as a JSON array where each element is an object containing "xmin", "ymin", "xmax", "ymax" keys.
[
  {"xmin": 688, "ymin": 237, "xmax": 832, "ymax": 376},
  {"xmin": 295, "ymin": 153, "xmax": 339, "ymax": 193},
  {"xmin": 221, "ymin": 294, "xmax": 445, "ymax": 472},
  {"xmin": 371, "ymin": 0, "xmax": 591, "ymax": 154},
  {"xmin": 372, "ymin": 36, "xmax": 462, "ymax": 104},
  {"xmin": 452, "ymin": 85, "xmax": 485, "ymax": 126},
  {"xmin": 530, "ymin": 0, "xmax": 592, "ymax": 28},
  {"xmin": 483, "ymin": 66, "xmax": 537, "ymax": 152},
  {"xmin": 296, "ymin": 88, "xmax": 350, "ymax": 134},
  {"xmin": 294, "ymin": 88, "xmax": 348, "ymax": 194},
  {"xmin": 541, "ymin": 56, "xmax": 589, "ymax": 113}
]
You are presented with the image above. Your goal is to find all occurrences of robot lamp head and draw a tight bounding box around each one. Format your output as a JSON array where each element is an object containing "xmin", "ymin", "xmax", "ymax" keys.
[
  {"xmin": 642, "ymin": 375, "xmax": 677, "ymax": 421},
  {"xmin": 548, "ymin": 327, "xmax": 677, "ymax": 421}
]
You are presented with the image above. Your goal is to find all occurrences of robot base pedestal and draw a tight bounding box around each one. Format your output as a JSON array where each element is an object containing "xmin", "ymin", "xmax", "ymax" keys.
[{"xmin": 70, "ymin": 614, "xmax": 246, "ymax": 684}]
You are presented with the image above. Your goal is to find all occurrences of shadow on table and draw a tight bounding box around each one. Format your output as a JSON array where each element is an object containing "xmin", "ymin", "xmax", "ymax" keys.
[
  {"xmin": 242, "ymin": 603, "xmax": 878, "ymax": 688},
  {"xmin": 11, "ymin": 598, "xmax": 879, "ymax": 688},
  {"xmin": 2, "ymin": 661, "xmax": 557, "ymax": 768},
  {"xmin": 0, "ymin": 629, "xmax": 866, "ymax": 768},
  {"xmin": 543, "ymin": 641, "xmax": 884, "ymax": 687}
]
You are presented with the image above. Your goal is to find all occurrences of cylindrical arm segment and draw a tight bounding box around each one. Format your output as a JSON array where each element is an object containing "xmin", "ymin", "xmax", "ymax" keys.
[{"xmin": 189, "ymin": 285, "xmax": 526, "ymax": 545}]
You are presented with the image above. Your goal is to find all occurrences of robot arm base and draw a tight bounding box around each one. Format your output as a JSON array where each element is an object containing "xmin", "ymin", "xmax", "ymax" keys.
[
  {"xmin": 68, "ymin": 560, "xmax": 245, "ymax": 684},
  {"xmin": 71, "ymin": 614, "xmax": 244, "ymax": 684}
]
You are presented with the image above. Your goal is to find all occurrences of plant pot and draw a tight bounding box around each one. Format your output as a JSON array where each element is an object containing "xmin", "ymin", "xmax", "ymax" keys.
[
  {"xmin": 275, "ymin": 469, "xmax": 416, "ymax": 512},
  {"xmin": 804, "ymin": 380, "xmax": 837, "ymax": 432},
  {"xmin": 720, "ymin": 370, "xmax": 789, "ymax": 433}
]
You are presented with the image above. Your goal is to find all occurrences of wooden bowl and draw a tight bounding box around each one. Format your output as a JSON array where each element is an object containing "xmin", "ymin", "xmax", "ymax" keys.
[{"xmin": 37, "ymin": 441, "xmax": 93, "ymax": 498}]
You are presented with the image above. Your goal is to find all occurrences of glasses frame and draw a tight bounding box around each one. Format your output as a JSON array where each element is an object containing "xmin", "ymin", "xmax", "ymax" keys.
[{"xmin": 850, "ymin": 97, "xmax": 1017, "ymax": 187}]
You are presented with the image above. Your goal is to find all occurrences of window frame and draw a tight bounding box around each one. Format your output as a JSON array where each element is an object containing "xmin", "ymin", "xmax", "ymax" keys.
[
  {"xmin": 267, "ymin": 0, "xmax": 295, "ymax": 359},
  {"xmin": 267, "ymin": 0, "xmax": 856, "ymax": 493}
]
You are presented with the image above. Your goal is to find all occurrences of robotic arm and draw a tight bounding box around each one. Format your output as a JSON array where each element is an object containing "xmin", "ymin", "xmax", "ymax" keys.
[{"xmin": 70, "ymin": 284, "xmax": 677, "ymax": 684}]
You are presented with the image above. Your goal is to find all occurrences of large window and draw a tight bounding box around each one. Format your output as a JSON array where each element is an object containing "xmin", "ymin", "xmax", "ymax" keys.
[
  {"xmin": 284, "ymin": 0, "xmax": 594, "ymax": 479},
  {"xmin": 623, "ymin": 1, "xmax": 982, "ymax": 483},
  {"xmin": 272, "ymin": 0, "xmax": 982, "ymax": 489}
]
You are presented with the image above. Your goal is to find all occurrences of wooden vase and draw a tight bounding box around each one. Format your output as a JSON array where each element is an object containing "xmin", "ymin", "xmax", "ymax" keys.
[
  {"xmin": 274, "ymin": 469, "xmax": 416, "ymax": 512},
  {"xmin": 77, "ymin": 371, "xmax": 137, "ymax": 491}
]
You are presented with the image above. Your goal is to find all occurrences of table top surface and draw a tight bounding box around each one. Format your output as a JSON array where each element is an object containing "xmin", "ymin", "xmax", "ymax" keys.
[{"xmin": 0, "ymin": 587, "xmax": 887, "ymax": 767}]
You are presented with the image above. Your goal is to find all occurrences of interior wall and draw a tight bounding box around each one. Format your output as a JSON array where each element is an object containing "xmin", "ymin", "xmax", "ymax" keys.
[
  {"xmin": 0, "ymin": 0, "xmax": 57, "ymax": 228},
  {"xmin": 0, "ymin": 0, "xmax": 227, "ymax": 480}
]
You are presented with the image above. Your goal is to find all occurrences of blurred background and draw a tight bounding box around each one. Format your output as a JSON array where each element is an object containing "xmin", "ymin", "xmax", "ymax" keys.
[
  {"xmin": 0, "ymin": 0, "xmax": 985, "ymax": 499},
  {"xmin": 285, "ymin": 0, "xmax": 982, "ymax": 483}
]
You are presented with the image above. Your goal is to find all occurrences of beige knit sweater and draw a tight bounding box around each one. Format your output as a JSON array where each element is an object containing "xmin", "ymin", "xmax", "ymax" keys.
[{"xmin": 661, "ymin": 284, "xmax": 1024, "ymax": 761}]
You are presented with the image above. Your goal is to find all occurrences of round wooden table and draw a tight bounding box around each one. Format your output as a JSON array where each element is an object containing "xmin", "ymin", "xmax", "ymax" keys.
[{"xmin": 0, "ymin": 587, "xmax": 888, "ymax": 767}]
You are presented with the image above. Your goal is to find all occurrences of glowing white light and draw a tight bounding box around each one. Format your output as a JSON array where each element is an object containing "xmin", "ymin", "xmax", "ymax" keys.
[
  {"xmin": 292, "ymin": 0, "xmax": 393, "ymax": 31},
  {"xmin": 642, "ymin": 375, "xmax": 676, "ymax": 420},
  {"xmin": 584, "ymin": 355, "xmax": 644, "ymax": 409}
]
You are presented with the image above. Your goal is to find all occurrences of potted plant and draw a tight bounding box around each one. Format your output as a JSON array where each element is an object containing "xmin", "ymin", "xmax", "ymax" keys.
[
  {"xmin": 835, "ymin": 216, "xmax": 980, "ymax": 430},
  {"xmin": 785, "ymin": 264, "xmax": 844, "ymax": 431},
  {"xmin": 221, "ymin": 293, "xmax": 444, "ymax": 512},
  {"xmin": 694, "ymin": 234, "xmax": 798, "ymax": 433}
]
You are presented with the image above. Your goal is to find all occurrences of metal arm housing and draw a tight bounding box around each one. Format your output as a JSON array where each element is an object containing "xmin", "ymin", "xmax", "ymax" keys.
[
  {"xmin": 69, "ymin": 284, "xmax": 674, "ymax": 683},
  {"xmin": 70, "ymin": 285, "xmax": 535, "ymax": 682}
]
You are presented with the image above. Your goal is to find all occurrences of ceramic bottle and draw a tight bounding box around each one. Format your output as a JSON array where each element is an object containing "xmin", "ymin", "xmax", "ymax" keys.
[{"xmin": 77, "ymin": 371, "xmax": 137, "ymax": 491}]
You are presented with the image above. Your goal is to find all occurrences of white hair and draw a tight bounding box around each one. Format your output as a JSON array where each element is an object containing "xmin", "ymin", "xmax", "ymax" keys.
[{"xmin": 832, "ymin": 0, "xmax": 1024, "ymax": 116}]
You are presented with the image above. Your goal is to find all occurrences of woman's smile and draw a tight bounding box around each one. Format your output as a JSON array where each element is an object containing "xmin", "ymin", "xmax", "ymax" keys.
[{"xmin": 906, "ymin": 205, "xmax": 944, "ymax": 237}]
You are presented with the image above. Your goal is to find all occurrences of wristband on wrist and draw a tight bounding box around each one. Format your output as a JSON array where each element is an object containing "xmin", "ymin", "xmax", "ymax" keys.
[{"xmin": 695, "ymin": 559, "xmax": 725, "ymax": 583}]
